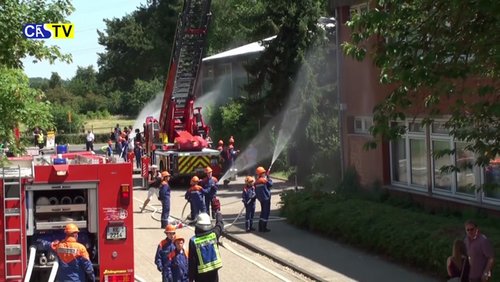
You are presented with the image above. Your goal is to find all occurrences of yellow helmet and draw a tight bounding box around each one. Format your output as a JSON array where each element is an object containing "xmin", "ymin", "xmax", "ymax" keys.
[
  {"xmin": 256, "ymin": 166, "xmax": 266, "ymax": 175},
  {"xmin": 64, "ymin": 223, "xmax": 79, "ymax": 234}
]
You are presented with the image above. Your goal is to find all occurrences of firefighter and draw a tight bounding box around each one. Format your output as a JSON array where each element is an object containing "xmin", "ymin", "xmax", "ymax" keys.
[
  {"xmin": 166, "ymin": 237, "xmax": 189, "ymax": 282},
  {"xmin": 255, "ymin": 166, "xmax": 273, "ymax": 232},
  {"xmin": 159, "ymin": 171, "xmax": 172, "ymax": 229},
  {"xmin": 155, "ymin": 224, "xmax": 177, "ymax": 282},
  {"xmin": 216, "ymin": 140, "xmax": 224, "ymax": 152},
  {"xmin": 228, "ymin": 135, "xmax": 234, "ymax": 145},
  {"xmin": 222, "ymin": 144, "xmax": 239, "ymax": 188},
  {"xmin": 51, "ymin": 223, "xmax": 95, "ymax": 282},
  {"xmin": 242, "ymin": 176, "xmax": 257, "ymax": 232},
  {"xmin": 106, "ymin": 140, "xmax": 113, "ymax": 157},
  {"xmin": 200, "ymin": 166, "xmax": 218, "ymax": 218},
  {"xmin": 185, "ymin": 176, "xmax": 206, "ymax": 221},
  {"xmin": 188, "ymin": 212, "xmax": 224, "ymax": 282},
  {"xmin": 140, "ymin": 164, "xmax": 161, "ymax": 213}
]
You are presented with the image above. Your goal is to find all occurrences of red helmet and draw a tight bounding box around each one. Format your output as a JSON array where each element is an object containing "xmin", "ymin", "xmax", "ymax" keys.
[
  {"xmin": 161, "ymin": 171, "xmax": 170, "ymax": 177},
  {"xmin": 218, "ymin": 140, "xmax": 223, "ymax": 146},
  {"xmin": 229, "ymin": 136, "xmax": 234, "ymax": 144},
  {"xmin": 245, "ymin": 176, "xmax": 255, "ymax": 184},
  {"xmin": 191, "ymin": 176, "xmax": 200, "ymax": 183},
  {"xmin": 204, "ymin": 166, "xmax": 212, "ymax": 173}
]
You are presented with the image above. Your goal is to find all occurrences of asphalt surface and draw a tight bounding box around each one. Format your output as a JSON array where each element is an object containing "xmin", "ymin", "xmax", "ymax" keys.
[
  {"xmin": 132, "ymin": 176, "xmax": 439, "ymax": 282},
  {"xmin": 43, "ymin": 144, "xmax": 439, "ymax": 281}
]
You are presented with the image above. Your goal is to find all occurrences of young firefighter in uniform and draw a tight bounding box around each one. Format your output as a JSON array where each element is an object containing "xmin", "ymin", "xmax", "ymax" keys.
[
  {"xmin": 188, "ymin": 212, "xmax": 224, "ymax": 282},
  {"xmin": 185, "ymin": 176, "xmax": 206, "ymax": 221},
  {"xmin": 255, "ymin": 166, "xmax": 273, "ymax": 232},
  {"xmin": 38, "ymin": 223, "xmax": 95, "ymax": 282},
  {"xmin": 159, "ymin": 171, "xmax": 172, "ymax": 229},
  {"xmin": 242, "ymin": 176, "xmax": 257, "ymax": 232},
  {"xmin": 166, "ymin": 237, "xmax": 189, "ymax": 282},
  {"xmin": 155, "ymin": 224, "xmax": 177, "ymax": 282},
  {"xmin": 140, "ymin": 164, "xmax": 161, "ymax": 212},
  {"xmin": 200, "ymin": 166, "xmax": 218, "ymax": 218}
]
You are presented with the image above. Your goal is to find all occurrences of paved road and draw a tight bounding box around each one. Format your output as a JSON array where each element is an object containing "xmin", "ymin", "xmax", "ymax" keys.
[
  {"xmin": 132, "ymin": 184, "xmax": 314, "ymax": 282},
  {"xmin": 132, "ymin": 177, "xmax": 439, "ymax": 282}
]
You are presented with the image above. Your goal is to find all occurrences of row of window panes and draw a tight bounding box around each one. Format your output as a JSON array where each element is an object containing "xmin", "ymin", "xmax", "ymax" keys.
[{"xmin": 390, "ymin": 125, "xmax": 500, "ymax": 201}]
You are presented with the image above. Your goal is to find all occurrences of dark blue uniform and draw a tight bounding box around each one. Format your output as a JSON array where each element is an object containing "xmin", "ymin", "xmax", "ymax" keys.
[
  {"xmin": 255, "ymin": 175, "xmax": 273, "ymax": 232},
  {"xmin": 155, "ymin": 238, "xmax": 176, "ymax": 282},
  {"xmin": 159, "ymin": 181, "xmax": 171, "ymax": 228},
  {"xmin": 167, "ymin": 248, "xmax": 189, "ymax": 282},
  {"xmin": 242, "ymin": 184, "xmax": 256, "ymax": 232}
]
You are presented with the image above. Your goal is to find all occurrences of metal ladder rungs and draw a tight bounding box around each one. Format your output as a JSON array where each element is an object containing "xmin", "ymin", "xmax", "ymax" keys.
[
  {"xmin": 6, "ymin": 259, "xmax": 22, "ymax": 263},
  {"xmin": 4, "ymin": 182, "xmax": 20, "ymax": 185},
  {"xmin": 6, "ymin": 228, "xmax": 22, "ymax": 232},
  {"xmin": 6, "ymin": 275, "xmax": 22, "ymax": 279}
]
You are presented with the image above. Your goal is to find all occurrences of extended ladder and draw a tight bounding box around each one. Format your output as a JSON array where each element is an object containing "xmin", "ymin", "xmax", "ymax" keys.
[
  {"xmin": 2, "ymin": 167, "xmax": 25, "ymax": 281},
  {"xmin": 159, "ymin": 0, "xmax": 212, "ymax": 139}
]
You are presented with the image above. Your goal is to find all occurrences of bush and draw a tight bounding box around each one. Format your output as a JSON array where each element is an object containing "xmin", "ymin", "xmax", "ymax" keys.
[{"xmin": 280, "ymin": 190, "xmax": 500, "ymax": 279}]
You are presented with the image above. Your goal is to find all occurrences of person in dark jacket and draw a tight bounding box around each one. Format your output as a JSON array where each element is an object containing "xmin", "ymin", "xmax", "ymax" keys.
[
  {"xmin": 255, "ymin": 166, "xmax": 273, "ymax": 232},
  {"xmin": 159, "ymin": 171, "xmax": 172, "ymax": 229},
  {"xmin": 156, "ymin": 224, "xmax": 177, "ymax": 282},
  {"xmin": 167, "ymin": 237, "xmax": 189, "ymax": 282},
  {"xmin": 188, "ymin": 212, "xmax": 224, "ymax": 282},
  {"xmin": 200, "ymin": 166, "xmax": 218, "ymax": 218},
  {"xmin": 185, "ymin": 176, "xmax": 206, "ymax": 220},
  {"xmin": 242, "ymin": 176, "xmax": 256, "ymax": 232}
]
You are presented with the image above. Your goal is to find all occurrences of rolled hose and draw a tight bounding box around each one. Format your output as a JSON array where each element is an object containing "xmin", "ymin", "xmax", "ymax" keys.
[
  {"xmin": 48, "ymin": 260, "xmax": 59, "ymax": 282},
  {"xmin": 23, "ymin": 246, "xmax": 37, "ymax": 282}
]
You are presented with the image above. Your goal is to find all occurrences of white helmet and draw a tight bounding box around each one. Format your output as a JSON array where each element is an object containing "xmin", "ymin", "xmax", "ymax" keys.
[{"xmin": 195, "ymin": 213, "xmax": 212, "ymax": 231}]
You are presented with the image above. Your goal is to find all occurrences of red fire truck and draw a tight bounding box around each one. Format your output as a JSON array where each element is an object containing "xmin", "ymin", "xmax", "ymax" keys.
[
  {"xmin": 143, "ymin": 0, "xmax": 222, "ymax": 181},
  {"xmin": 0, "ymin": 150, "xmax": 134, "ymax": 281}
]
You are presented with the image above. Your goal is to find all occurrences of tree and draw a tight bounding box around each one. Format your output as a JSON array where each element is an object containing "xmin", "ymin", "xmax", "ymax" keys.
[
  {"xmin": 48, "ymin": 72, "xmax": 63, "ymax": 89},
  {"xmin": 244, "ymin": 0, "xmax": 326, "ymax": 115},
  {"xmin": 342, "ymin": 0, "xmax": 500, "ymax": 166},
  {"xmin": 0, "ymin": 0, "xmax": 73, "ymax": 68},
  {"xmin": 0, "ymin": 67, "xmax": 53, "ymax": 153},
  {"xmin": 97, "ymin": 1, "xmax": 181, "ymax": 91},
  {"xmin": 0, "ymin": 0, "xmax": 73, "ymax": 154},
  {"xmin": 68, "ymin": 66, "xmax": 98, "ymax": 97}
]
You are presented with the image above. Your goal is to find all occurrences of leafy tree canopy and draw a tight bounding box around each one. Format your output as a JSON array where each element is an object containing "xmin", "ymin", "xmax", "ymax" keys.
[
  {"xmin": 0, "ymin": 67, "xmax": 53, "ymax": 152},
  {"xmin": 97, "ymin": 1, "xmax": 181, "ymax": 91},
  {"xmin": 0, "ymin": 0, "xmax": 74, "ymax": 68},
  {"xmin": 343, "ymin": 0, "xmax": 500, "ymax": 165}
]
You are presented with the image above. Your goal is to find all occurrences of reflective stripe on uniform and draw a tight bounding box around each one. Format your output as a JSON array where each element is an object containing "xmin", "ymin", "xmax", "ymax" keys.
[{"xmin": 193, "ymin": 232, "xmax": 222, "ymax": 273}]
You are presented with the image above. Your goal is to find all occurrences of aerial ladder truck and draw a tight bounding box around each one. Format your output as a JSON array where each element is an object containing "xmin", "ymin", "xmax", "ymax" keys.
[{"xmin": 144, "ymin": 0, "xmax": 221, "ymax": 181}]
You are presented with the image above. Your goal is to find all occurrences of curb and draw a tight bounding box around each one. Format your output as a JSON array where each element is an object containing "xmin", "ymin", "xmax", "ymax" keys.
[{"xmin": 222, "ymin": 231, "xmax": 326, "ymax": 282}]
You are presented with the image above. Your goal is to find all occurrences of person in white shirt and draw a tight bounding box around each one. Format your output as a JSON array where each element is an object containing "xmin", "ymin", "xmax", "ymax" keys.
[{"xmin": 85, "ymin": 130, "xmax": 95, "ymax": 151}]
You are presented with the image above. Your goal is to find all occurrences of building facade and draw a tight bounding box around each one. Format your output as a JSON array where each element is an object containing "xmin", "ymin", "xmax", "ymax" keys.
[{"xmin": 330, "ymin": 0, "xmax": 500, "ymax": 209}]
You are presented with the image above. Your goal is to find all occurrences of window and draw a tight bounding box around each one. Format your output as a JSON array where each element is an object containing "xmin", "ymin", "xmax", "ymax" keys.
[
  {"xmin": 410, "ymin": 139, "xmax": 427, "ymax": 186},
  {"xmin": 391, "ymin": 139, "xmax": 407, "ymax": 183},
  {"xmin": 349, "ymin": 3, "xmax": 369, "ymax": 19},
  {"xmin": 433, "ymin": 140, "xmax": 452, "ymax": 191},
  {"xmin": 483, "ymin": 155, "xmax": 500, "ymax": 199},
  {"xmin": 455, "ymin": 142, "xmax": 475, "ymax": 195},
  {"xmin": 353, "ymin": 116, "xmax": 373, "ymax": 134}
]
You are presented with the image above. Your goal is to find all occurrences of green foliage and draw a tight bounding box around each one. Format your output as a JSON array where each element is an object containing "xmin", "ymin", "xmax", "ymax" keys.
[
  {"xmin": 68, "ymin": 66, "xmax": 98, "ymax": 97},
  {"xmin": 208, "ymin": 0, "xmax": 266, "ymax": 54},
  {"xmin": 281, "ymin": 190, "xmax": 500, "ymax": 278},
  {"xmin": 0, "ymin": 67, "xmax": 53, "ymax": 154},
  {"xmin": 343, "ymin": 0, "xmax": 500, "ymax": 166},
  {"xmin": 51, "ymin": 105, "xmax": 84, "ymax": 134},
  {"xmin": 97, "ymin": 1, "xmax": 181, "ymax": 90},
  {"xmin": 0, "ymin": 0, "xmax": 73, "ymax": 68},
  {"xmin": 122, "ymin": 78, "xmax": 163, "ymax": 116}
]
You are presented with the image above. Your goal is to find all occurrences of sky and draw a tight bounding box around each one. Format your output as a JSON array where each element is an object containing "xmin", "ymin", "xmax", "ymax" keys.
[{"xmin": 22, "ymin": 0, "xmax": 148, "ymax": 80}]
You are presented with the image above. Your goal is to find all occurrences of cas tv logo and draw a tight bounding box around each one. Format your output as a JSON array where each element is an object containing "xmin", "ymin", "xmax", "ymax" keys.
[{"xmin": 23, "ymin": 23, "xmax": 74, "ymax": 39}]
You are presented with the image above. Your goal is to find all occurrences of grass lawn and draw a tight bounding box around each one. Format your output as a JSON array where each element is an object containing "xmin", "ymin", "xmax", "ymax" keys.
[{"xmin": 84, "ymin": 116, "xmax": 137, "ymax": 134}]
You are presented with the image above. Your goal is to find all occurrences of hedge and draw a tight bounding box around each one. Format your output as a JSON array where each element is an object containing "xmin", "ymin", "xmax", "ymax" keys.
[{"xmin": 280, "ymin": 190, "xmax": 500, "ymax": 279}]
